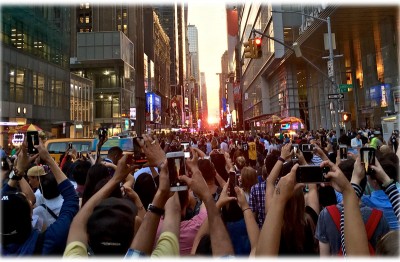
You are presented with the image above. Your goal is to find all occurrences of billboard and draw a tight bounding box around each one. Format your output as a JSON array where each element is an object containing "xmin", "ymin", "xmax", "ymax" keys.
[
  {"xmin": 370, "ymin": 83, "xmax": 390, "ymax": 108},
  {"xmin": 170, "ymin": 95, "xmax": 183, "ymax": 127},
  {"xmin": 146, "ymin": 92, "xmax": 161, "ymax": 123}
]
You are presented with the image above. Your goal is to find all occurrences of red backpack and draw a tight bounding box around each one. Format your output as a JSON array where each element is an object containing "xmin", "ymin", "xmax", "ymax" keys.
[{"xmin": 326, "ymin": 205, "xmax": 382, "ymax": 255}]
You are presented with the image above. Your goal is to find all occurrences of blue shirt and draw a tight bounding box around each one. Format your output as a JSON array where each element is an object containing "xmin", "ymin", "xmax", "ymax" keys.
[
  {"xmin": 2, "ymin": 179, "xmax": 79, "ymax": 255},
  {"xmin": 362, "ymin": 189, "xmax": 400, "ymax": 230}
]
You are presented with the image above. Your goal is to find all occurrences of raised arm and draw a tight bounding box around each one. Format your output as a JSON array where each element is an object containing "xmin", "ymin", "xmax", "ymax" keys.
[
  {"xmin": 265, "ymin": 142, "xmax": 291, "ymax": 212},
  {"xmin": 235, "ymin": 186, "xmax": 259, "ymax": 255},
  {"xmin": 128, "ymin": 135, "xmax": 170, "ymax": 255},
  {"xmin": 256, "ymin": 164, "xmax": 302, "ymax": 256},
  {"xmin": 180, "ymin": 149, "xmax": 234, "ymax": 257},
  {"xmin": 66, "ymin": 154, "xmax": 135, "ymax": 247}
]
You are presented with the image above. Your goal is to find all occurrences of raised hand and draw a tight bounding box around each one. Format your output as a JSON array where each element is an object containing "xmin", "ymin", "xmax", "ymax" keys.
[{"xmin": 137, "ymin": 134, "xmax": 166, "ymax": 167}]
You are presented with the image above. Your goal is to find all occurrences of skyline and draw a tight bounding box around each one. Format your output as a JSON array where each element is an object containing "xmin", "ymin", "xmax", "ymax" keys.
[{"xmin": 188, "ymin": 2, "xmax": 228, "ymax": 123}]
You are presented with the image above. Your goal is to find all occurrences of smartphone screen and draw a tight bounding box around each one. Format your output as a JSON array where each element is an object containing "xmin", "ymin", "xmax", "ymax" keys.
[
  {"xmin": 181, "ymin": 142, "xmax": 190, "ymax": 151},
  {"xmin": 292, "ymin": 144, "xmax": 299, "ymax": 161},
  {"xmin": 296, "ymin": 165, "xmax": 330, "ymax": 183},
  {"xmin": 228, "ymin": 171, "xmax": 237, "ymax": 197},
  {"xmin": 27, "ymin": 131, "xmax": 39, "ymax": 154},
  {"xmin": 360, "ymin": 148, "xmax": 375, "ymax": 176},
  {"xmin": 339, "ymin": 145, "xmax": 348, "ymax": 160},
  {"xmin": 184, "ymin": 151, "xmax": 190, "ymax": 158},
  {"xmin": 166, "ymin": 152, "xmax": 188, "ymax": 191}
]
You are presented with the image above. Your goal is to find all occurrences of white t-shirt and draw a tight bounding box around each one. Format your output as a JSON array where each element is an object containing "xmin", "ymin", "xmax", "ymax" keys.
[{"xmin": 33, "ymin": 194, "xmax": 64, "ymax": 230}]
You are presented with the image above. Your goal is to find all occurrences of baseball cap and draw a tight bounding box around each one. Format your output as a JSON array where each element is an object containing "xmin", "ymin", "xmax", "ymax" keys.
[
  {"xmin": 1, "ymin": 191, "xmax": 32, "ymax": 244},
  {"xmin": 87, "ymin": 197, "xmax": 138, "ymax": 255},
  {"xmin": 373, "ymin": 131, "xmax": 381, "ymax": 135},
  {"xmin": 27, "ymin": 166, "xmax": 46, "ymax": 177}
]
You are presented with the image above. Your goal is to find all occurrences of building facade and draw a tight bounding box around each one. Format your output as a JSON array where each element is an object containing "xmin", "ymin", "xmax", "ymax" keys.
[
  {"xmin": 1, "ymin": 6, "xmax": 72, "ymax": 147},
  {"xmin": 238, "ymin": 4, "xmax": 399, "ymax": 134},
  {"xmin": 70, "ymin": 4, "xmax": 146, "ymax": 136}
]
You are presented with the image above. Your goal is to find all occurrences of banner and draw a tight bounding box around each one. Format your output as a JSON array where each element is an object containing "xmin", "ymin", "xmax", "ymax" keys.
[
  {"xmin": 233, "ymin": 82, "xmax": 241, "ymax": 103},
  {"xmin": 170, "ymin": 95, "xmax": 183, "ymax": 127}
]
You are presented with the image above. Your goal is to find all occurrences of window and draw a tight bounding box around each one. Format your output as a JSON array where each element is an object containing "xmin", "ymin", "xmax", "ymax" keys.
[
  {"xmin": 85, "ymin": 3, "xmax": 90, "ymax": 9},
  {"xmin": 85, "ymin": 16, "xmax": 90, "ymax": 24}
]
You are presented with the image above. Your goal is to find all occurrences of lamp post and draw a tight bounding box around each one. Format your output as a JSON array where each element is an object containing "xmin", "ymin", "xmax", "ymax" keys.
[{"xmin": 270, "ymin": 10, "xmax": 341, "ymax": 137}]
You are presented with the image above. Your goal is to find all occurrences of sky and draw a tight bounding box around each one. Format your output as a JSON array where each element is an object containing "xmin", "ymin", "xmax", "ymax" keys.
[{"xmin": 187, "ymin": 2, "xmax": 228, "ymax": 123}]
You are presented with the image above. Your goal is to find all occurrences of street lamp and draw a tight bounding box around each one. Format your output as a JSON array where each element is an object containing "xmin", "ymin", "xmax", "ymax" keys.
[{"xmin": 270, "ymin": 10, "xmax": 341, "ymax": 137}]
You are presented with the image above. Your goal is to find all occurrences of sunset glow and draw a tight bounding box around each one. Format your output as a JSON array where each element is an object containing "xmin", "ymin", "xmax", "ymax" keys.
[{"xmin": 208, "ymin": 116, "xmax": 218, "ymax": 124}]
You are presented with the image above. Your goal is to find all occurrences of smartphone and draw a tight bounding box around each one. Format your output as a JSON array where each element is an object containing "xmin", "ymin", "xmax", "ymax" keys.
[
  {"xmin": 339, "ymin": 145, "xmax": 348, "ymax": 161},
  {"xmin": 292, "ymin": 144, "xmax": 299, "ymax": 161},
  {"xmin": 301, "ymin": 144, "xmax": 314, "ymax": 152},
  {"xmin": 126, "ymin": 154, "xmax": 135, "ymax": 165},
  {"xmin": 68, "ymin": 143, "xmax": 73, "ymax": 150},
  {"xmin": 98, "ymin": 127, "xmax": 108, "ymax": 139},
  {"xmin": 166, "ymin": 151, "xmax": 188, "ymax": 191},
  {"xmin": 321, "ymin": 135, "xmax": 327, "ymax": 148},
  {"xmin": 296, "ymin": 165, "xmax": 330, "ymax": 183},
  {"xmin": 228, "ymin": 171, "xmax": 237, "ymax": 197},
  {"xmin": 360, "ymin": 148, "xmax": 375, "ymax": 177},
  {"xmin": 27, "ymin": 131, "xmax": 39, "ymax": 154},
  {"xmin": 132, "ymin": 136, "xmax": 143, "ymax": 149},
  {"xmin": 76, "ymin": 152, "xmax": 82, "ymax": 158}
]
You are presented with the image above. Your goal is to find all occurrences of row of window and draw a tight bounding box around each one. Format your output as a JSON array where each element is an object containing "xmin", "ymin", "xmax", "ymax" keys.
[{"xmin": 2, "ymin": 64, "xmax": 69, "ymax": 109}]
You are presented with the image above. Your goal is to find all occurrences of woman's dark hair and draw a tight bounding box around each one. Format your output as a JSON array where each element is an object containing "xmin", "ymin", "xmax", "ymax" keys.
[
  {"xmin": 133, "ymin": 173, "xmax": 157, "ymax": 210},
  {"xmin": 281, "ymin": 187, "xmax": 318, "ymax": 254},
  {"xmin": 82, "ymin": 164, "xmax": 111, "ymax": 207},
  {"xmin": 72, "ymin": 160, "xmax": 91, "ymax": 186},
  {"xmin": 198, "ymin": 159, "xmax": 216, "ymax": 184},
  {"xmin": 93, "ymin": 178, "xmax": 122, "ymax": 199},
  {"xmin": 39, "ymin": 171, "xmax": 60, "ymax": 199}
]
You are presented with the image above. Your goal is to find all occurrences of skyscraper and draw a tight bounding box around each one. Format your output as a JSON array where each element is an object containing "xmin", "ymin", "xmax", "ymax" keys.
[
  {"xmin": 70, "ymin": 4, "xmax": 146, "ymax": 135},
  {"xmin": 1, "ymin": 6, "xmax": 71, "ymax": 144},
  {"xmin": 187, "ymin": 25, "xmax": 200, "ymax": 83}
]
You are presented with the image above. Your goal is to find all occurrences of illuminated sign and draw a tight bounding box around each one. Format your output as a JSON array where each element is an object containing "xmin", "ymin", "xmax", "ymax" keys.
[{"xmin": 12, "ymin": 133, "xmax": 25, "ymax": 145}]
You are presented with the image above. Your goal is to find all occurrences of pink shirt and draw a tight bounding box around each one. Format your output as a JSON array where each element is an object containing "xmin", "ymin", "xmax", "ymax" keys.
[{"xmin": 156, "ymin": 208, "xmax": 208, "ymax": 255}]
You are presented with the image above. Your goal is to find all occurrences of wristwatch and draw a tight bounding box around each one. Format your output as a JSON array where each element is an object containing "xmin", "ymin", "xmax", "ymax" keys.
[
  {"xmin": 147, "ymin": 203, "xmax": 165, "ymax": 216},
  {"xmin": 9, "ymin": 170, "xmax": 23, "ymax": 181}
]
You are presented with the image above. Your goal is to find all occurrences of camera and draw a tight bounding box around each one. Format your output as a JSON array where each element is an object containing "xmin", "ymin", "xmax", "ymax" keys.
[
  {"xmin": 301, "ymin": 144, "xmax": 314, "ymax": 152},
  {"xmin": 339, "ymin": 144, "xmax": 348, "ymax": 161}
]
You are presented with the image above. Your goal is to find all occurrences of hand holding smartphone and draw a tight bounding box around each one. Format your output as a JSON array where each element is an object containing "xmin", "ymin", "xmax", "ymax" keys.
[{"xmin": 27, "ymin": 131, "xmax": 39, "ymax": 154}]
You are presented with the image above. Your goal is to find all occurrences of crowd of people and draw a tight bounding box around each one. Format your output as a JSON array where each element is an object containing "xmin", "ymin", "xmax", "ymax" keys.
[{"xmin": 1, "ymin": 127, "xmax": 399, "ymax": 257}]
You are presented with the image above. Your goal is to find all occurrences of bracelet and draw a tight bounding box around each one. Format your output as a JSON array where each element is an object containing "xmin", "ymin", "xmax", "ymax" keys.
[
  {"xmin": 242, "ymin": 207, "xmax": 252, "ymax": 213},
  {"xmin": 278, "ymin": 156, "xmax": 285, "ymax": 163}
]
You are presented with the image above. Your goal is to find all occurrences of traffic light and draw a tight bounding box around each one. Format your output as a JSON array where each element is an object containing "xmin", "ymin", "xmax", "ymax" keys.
[
  {"xmin": 253, "ymin": 37, "xmax": 262, "ymax": 58},
  {"xmin": 243, "ymin": 40, "xmax": 254, "ymax": 58},
  {"xmin": 342, "ymin": 112, "xmax": 351, "ymax": 122}
]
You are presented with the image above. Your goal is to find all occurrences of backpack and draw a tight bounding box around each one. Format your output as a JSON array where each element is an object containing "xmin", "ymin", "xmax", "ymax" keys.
[{"xmin": 326, "ymin": 205, "xmax": 382, "ymax": 255}]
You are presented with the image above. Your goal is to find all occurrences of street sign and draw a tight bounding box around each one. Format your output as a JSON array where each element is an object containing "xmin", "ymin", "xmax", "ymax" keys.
[
  {"xmin": 339, "ymin": 84, "xmax": 352, "ymax": 93},
  {"xmin": 327, "ymin": 60, "xmax": 334, "ymax": 78},
  {"xmin": 328, "ymin": 93, "xmax": 344, "ymax": 99}
]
